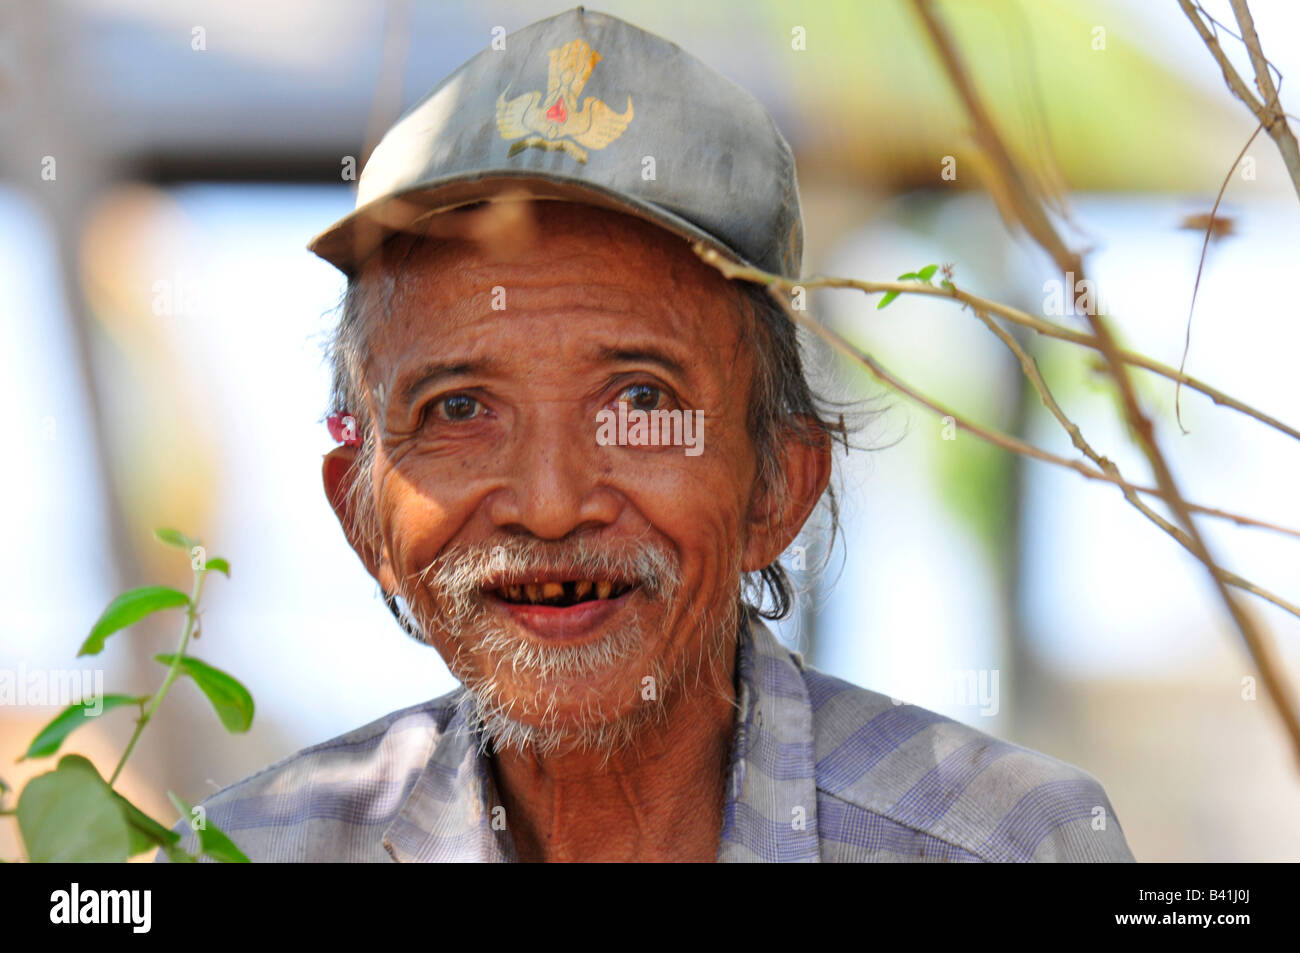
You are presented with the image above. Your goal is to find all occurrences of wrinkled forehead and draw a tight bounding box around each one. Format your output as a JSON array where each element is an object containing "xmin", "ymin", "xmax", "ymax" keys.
[
  {"xmin": 350, "ymin": 200, "xmax": 754, "ymax": 352},
  {"xmin": 357, "ymin": 200, "xmax": 738, "ymax": 299}
]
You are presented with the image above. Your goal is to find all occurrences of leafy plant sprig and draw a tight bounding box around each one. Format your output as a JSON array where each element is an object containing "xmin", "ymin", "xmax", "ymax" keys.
[
  {"xmin": 3, "ymin": 529, "xmax": 253, "ymax": 862},
  {"xmin": 877, "ymin": 262, "xmax": 955, "ymax": 309}
]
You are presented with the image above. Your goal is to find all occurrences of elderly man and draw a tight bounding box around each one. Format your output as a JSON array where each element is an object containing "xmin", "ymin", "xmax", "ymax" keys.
[{"xmin": 163, "ymin": 7, "xmax": 1134, "ymax": 863}]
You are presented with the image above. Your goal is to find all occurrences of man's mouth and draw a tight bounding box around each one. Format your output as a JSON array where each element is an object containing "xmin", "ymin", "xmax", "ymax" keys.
[
  {"xmin": 488, "ymin": 579, "xmax": 636, "ymax": 607},
  {"xmin": 480, "ymin": 574, "xmax": 642, "ymax": 644}
]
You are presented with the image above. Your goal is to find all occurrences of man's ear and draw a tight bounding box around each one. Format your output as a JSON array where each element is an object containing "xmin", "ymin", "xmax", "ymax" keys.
[
  {"xmin": 322, "ymin": 445, "xmax": 398, "ymax": 592},
  {"xmin": 741, "ymin": 421, "xmax": 833, "ymax": 573}
]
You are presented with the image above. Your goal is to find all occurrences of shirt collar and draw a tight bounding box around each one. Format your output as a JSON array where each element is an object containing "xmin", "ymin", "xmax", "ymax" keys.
[
  {"xmin": 384, "ymin": 609, "xmax": 820, "ymax": 862},
  {"xmin": 716, "ymin": 610, "xmax": 821, "ymax": 861}
]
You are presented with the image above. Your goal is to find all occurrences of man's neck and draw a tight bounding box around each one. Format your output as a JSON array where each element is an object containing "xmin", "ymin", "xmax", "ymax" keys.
[{"xmin": 488, "ymin": 646, "xmax": 741, "ymax": 862}]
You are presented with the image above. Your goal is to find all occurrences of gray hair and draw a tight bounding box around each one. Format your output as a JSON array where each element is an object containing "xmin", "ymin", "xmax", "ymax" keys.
[{"xmin": 323, "ymin": 260, "xmax": 852, "ymax": 622}]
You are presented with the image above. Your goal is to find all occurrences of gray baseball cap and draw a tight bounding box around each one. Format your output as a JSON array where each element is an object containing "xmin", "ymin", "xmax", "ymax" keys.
[{"xmin": 307, "ymin": 6, "xmax": 803, "ymax": 279}]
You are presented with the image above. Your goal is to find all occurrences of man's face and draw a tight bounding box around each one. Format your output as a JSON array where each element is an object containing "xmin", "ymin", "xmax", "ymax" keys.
[{"xmin": 340, "ymin": 202, "xmax": 778, "ymax": 754}]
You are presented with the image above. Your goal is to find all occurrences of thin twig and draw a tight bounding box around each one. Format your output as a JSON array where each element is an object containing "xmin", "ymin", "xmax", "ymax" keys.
[
  {"xmin": 970, "ymin": 306, "xmax": 1300, "ymax": 619},
  {"xmin": 699, "ymin": 246, "xmax": 1300, "ymax": 545},
  {"xmin": 1176, "ymin": 120, "xmax": 1267, "ymax": 433},
  {"xmin": 1194, "ymin": 2, "xmax": 1245, "ymax": 46},
  {"xmin": 1179, "ymin": 0, "xmax": 1300, "ymax": 201},
  {"xmin": 1229, "ymin": 0, "xmax": 1300, "ymax": 183},
  {"xmin": 698, "ymin": 246, "xmax": 1300, "ymax": 547},
  {"xmin": 1181, "ymin": 0, "xmax": 1268, "ymax": 112},
  {"xmin": 702, "ymin": 263, "xmax": 1300, "ymax": 444}
]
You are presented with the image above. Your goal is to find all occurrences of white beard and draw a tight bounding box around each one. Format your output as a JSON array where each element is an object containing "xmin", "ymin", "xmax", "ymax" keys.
[{"xmin": 393, "ymin": 535, "xmax": 740, "ymax": 760}]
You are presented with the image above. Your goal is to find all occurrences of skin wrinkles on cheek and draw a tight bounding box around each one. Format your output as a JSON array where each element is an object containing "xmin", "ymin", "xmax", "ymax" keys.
[
  {"xmin": 375, "ymin": 462, "xmax": 455, "ymax": 596},
  {"xmin": 378, "ymin": 399, "xmax": 753, "ymax": 603}
]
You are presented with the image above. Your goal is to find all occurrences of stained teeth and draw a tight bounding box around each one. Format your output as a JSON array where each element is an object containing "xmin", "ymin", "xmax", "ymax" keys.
[{"xmin": 496, "ymin": 579, "xmax": 630, "ymax": 604}]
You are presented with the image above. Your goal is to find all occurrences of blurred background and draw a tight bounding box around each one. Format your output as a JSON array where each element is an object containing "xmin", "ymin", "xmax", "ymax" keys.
[{"xmin": 2, "ymin": 0, "xmax": 1298, "ymax": 861}]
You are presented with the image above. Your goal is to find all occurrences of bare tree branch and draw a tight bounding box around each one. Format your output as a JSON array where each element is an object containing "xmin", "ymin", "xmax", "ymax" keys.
[
  {"xmin": 719, "ymin": 270, "xmax": 1300, "ymax": 444},
  {"xmin": 697, "ymin": 244, "xmax": 1300, "ymax": 620},
  {"xmin": 910, "ymin": 0, "xmax": 1300, "ymax": 767},
  {"xmin": 1228, "ymin": 0, "xmax": 1300, "ymax": 184},
  {"xmin": 1179, "ymin": 0, "xmax": 1300, "ymax": 200},
  {"xmin": 969, "ymin": 305, "xmax": 1300, "ymax": 619}
]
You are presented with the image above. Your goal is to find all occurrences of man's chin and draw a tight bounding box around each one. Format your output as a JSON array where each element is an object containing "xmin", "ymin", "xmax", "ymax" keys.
[
  {"xmin": 439, "ymin": 610, "xmax": 662, "ymax": 756},
  {"xmin": 458, "ymin": 674, "xmax": 666, "ymax": 759}
]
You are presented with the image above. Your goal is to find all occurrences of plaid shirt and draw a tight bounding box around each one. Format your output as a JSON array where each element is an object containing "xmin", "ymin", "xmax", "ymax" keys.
[{"xmin": 158, "ymin": 611, "xmax": 1134, "ymax": 862}]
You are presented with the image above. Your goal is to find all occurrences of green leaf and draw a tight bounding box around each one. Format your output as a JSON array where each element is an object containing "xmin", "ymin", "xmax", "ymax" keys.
[
  {"xmin": 21, "ymin": 694, "xmax": 146, "ymax": 761},
  {"xmin": 78, "ymin": 586, "xmax": 191, "ymax": 657},
  {"xmin": 940, "ymin": 279, "xmax": 955, "ymax": 291},
  {"xmin": 17, "ymin": 755, "xmax": 130, "ymax": 862},
  {"xmin": 896, "ymin": 271, "xmax": 919, "ymax": 281},
  {"xmin": 168, "ymin": 792, "xmax": 250, "ymax": 863},
  {"xmin": 196, "ymin": 820, "xmax": 248, "ymax": 863},
  {"xmin": 155, "ymin": 654, "xmax": 254, "ymax": 733},
  {"xmin": 877, "ymin": 291, "xmax": 901, "ymax": 310},
  {"xmin": 917, "ymin": 264, "xmax": 939, "ymax": 282},
  {"xmin": 154, "ymin": 528, "xmax": 194, "ymax": 550},
  {"xmin": 204, "ymin": 557, "xmax": 230, "ymax": 578},
  {"xmin": 113, "ymin": 790, "xmax": 181, "ymax": 858}
]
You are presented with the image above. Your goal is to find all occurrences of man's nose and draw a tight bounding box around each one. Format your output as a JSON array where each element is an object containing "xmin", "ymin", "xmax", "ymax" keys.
[{"xmin": 485, "ymin": 402, "xmax": 621, "ymax": 539}]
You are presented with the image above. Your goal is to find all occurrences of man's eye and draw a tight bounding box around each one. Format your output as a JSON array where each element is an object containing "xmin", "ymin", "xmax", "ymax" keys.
[
  {"xmin": 618, "ymin": 383, "xmax": 665, "ymax": 411},
  {"xmin": 432, "ymin": 394, "xmax": 481, "ymax": 422}
]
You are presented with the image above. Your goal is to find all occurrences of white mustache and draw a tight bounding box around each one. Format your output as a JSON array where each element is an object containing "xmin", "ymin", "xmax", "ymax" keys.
[{"xmin": 417, "ymin": 535, "xmax": 681, "ymax": 624}]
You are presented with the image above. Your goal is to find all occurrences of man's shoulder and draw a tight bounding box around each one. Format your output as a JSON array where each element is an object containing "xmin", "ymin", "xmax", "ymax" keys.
[
  {"xmin": 156, "ymin": 691, "xmax": 464, "ymax": 862},
  {"xmin": 210, "ymin": 691, "xmax": 461, "ymax": 800},
  {"xmin": 800, "ymin": 665, "xmax": 1134, "ymax": 862}
]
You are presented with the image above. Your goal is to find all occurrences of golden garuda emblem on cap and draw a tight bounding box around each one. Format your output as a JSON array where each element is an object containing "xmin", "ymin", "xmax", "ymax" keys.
[{"xmin": 496, "ymin": 38, "xmax": 634, "ymax": 163}]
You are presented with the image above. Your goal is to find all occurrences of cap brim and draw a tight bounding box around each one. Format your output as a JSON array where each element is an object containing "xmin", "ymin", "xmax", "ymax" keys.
[{"xmin": 307, "ymin": 172, "xmax": 755, "ymax": 279}]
